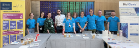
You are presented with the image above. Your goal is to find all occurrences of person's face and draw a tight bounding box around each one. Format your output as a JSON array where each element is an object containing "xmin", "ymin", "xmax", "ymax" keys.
[
  {"xmin": 67, "ymin": 13, "xmax": 71, "ymax": 17},
  {"xmin": 74, "ymin": 13, "xmax": 77, "ymax": 18},
  {"xmin": 57, "ymin": 10, "xmax": 61, "ymax": 15},
  {"xmin": 47, "ymin": 13, "xmax": 51, "ymax": 18},
  {"xmin": 81, "ymin": 12, "xmax": 84, "ymax": 16},
  {"xmin": 111, "ymin": 12, "xmax": 115, "ymax": 16},
  {"xmin": 89, "ymin": 10, "xmax": 93, "ymax": 15},
  {"xmin": 41, "ymin": 12, "xmax": 44, "ymax": 17},
  {"xmin": 30, "ymin": 13, "xmax": 34, "ymax": 18},
  {"xmin": 98, "ymin": 11, "xmax": 102, "ymax": 16}
]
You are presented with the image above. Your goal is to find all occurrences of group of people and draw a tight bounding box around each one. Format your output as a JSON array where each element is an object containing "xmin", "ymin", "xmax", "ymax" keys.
[{"xmin": 26, "ymin": 8, "xmax": 120, "ymax": 34}]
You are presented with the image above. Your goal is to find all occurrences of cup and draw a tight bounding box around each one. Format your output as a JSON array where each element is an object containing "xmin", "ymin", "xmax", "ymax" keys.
[
  {"xmin": 92, "ymin": 35, "xmax": 95, "ymax": 39},
  {"xmin": 28, "ymin": 40, "xmax": 31, "ymax": 44},
  {"xmin": 21, "ymin": 39, "xmax": 24, "ymax": 43},
  {"xmin": 31, "ymin": 39, "xmax": 34, "ymax": 42},
  {"xmin": 117, "ymin": 33, "xmax": 120, "ymax": 36},
  {"xmin": 24, "ymin": 41, "xmax": 28, "ymax": 45},
  {"xmin": 64, "ymin": 34, "xmax": 66, "ymax": 38},
  {"xmin": 69, "ymin": 34, "xmax": 70, "ymax": 37}
]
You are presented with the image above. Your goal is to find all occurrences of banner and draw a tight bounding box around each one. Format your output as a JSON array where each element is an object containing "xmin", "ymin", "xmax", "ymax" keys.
[
  {"xmin": 0, "ymin": 0, "xmax": 25, "ymax": 47},
  {"xmin": 119, "ymin": 1, "xmax": 139, "ymax": 43}
]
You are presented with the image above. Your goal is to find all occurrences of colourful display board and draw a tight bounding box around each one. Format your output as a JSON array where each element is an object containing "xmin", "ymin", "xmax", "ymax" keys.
[
  {"xmin": 119, "ymin": 1, "xmax": 139, "ymax": 43},
  {"xmin": 0, "ymin": 0, "xmax": 25, "ymax": 47},
  {"xmin": 40, "ymin": 1, "xmax": 94, "ymax": 21}
]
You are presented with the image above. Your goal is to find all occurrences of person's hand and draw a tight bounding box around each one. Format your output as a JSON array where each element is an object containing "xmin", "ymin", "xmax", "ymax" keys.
[
  {"xmin": 62, "ymin": 29, "xmax": 65, "ymax": 35},
  {"xmin": 62, "ymin": 31, "xmax": 65, "ymax": 35},
  {"xmin": 74, "ymin": 31, "xmax": 76, "ymax": 34},
  {"xmin": 81, "ymin": 28, "xmax": 84, "ymax": 32},
  {"xmin": 38, "ymin": 31, "xmax": 39, "ymax": 33},
  {"xmin": 28, "ymin": 32, "xmax": 29, "ymax": 34},
  {"xmin": 47, "ymin": 30, "xmax": 49, "ymax": 33},
  {"xmin": 108, "ymin": 30, "xmax": 110, "ymax": 34}
]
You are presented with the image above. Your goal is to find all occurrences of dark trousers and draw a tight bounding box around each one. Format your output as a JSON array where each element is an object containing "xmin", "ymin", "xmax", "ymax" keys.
[
  {"xmin": 110, "ymin": 31, "xmax": 117, "ymax": 34},
  {"xmin": 76, "ymin": 29, "xmax": 80, "ymax": 33},
  {"xmin": 96, "ymin": 30, "xmax": 102, "ymax": 34},
  {"xmin": 56, "ymin": 26, "xmax": 63, "ymax": 33},
  {"xmin": 39, "ymin": 26, "xmax": 44, "ymax": 33},
  {"xmin": 88, "ymin": 29, "xmax": 96, "ymax": 33}
]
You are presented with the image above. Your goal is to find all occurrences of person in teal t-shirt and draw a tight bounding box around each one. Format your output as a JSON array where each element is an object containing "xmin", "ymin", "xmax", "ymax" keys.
[
  {"xmin": 37, "ymin": 12, "xmax": 46, "ymax": 33},
  {"xmin": 63, "ymin": 12, "xmax": 76, "ymax": 34},
  {"xmin": 87, "ymin": 9, "xmax": 96, "ymax": 33},
  {"xmin": 96, "ymin": 10, "xmax": 106, "ymax": 34},
  {"xmin": 72, "ymin": 12, "xmax": 80, "ymax": 33},
  {"xmin": 26, "ymin": 13, "xmax": 36, "ymax": 34},
  {"xmin": 77, "ymin": 11, "xmax": 88, "ymax": 33},
  {"xmin": 107, "ymin": 11, "xmax": 120, "ymax": 34}
]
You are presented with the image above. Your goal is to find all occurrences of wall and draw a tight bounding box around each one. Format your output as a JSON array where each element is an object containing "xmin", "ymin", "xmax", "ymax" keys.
[{"xmin": 25, "ymin": 0, "xmax": 139, "ymax": 30}]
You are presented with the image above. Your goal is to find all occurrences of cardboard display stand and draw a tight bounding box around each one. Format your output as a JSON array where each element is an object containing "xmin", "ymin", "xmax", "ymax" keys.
[{"xmin": 0, "ymin": 0, "xmax": 25, "ymax": 48}]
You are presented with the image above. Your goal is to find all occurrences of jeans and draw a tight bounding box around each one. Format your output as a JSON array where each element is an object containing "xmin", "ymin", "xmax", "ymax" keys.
[{"xmin": 28, "ymin": 29, "xmax": 35, "ymax": 34}]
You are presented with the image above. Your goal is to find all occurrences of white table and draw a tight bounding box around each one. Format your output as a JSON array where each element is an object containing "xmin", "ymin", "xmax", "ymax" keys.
[
  {"xmin": 101, "ymin": 35, "xmax": 139, "ymax": 48},
  {"xmin": 46, "ymin": 33, "xmax": 104, "ymax": 48}
]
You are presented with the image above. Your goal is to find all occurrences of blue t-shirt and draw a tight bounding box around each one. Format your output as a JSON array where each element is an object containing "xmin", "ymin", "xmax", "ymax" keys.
[
  {"xmin": 63, "ymin": 18, "xmax": 75, "ymax": 32},
  {"xmin": 87, "ymin": 15, "xmax": 96, "ymax": 30},
  {"xmin": 73, "ymin": 17, "xmax": 79, "ymax": 31},
  {"xmin": 26, "ymin": 18, "xmax": 36, "ymax": 29},
  {"xmin": 108, "ymin": 16, "xmax": 120, "ymax": 31},
  {"xmin": 96, "ymin": 16, "xmax": 106, "ymax": 31},
  {"xmin": 77, "ymin": 16, "xmax": 87, "ymax": 29},
  {"xmin": 37, "ymin": 17, "xmax": 46, "ymax": 26}
]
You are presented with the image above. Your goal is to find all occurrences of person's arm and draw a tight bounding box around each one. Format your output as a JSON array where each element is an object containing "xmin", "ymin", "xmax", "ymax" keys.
[
  {"xmin": 26, "ymin": 20, "xmax": 30, "ymax": 34},
  {"xmin": 55, "ymin": 16, "xmax": 57, "ymax": 27},
  {"xmin": 27, "ymin": 28, "xmax": 29, "ymax": 34},
  {"xmin": 83, "ymin": 22, "xmax": 88, "ymax": 29},
  {"xmin": 117, "ymin": 18, "xmax": 120, "ymax": 31},
  {"xmin": 37, "ymin": 23, "xmax": 39, "ymax": 33},
  {"xmin": 44, "ymin": 19, "xmax": 49, "ymax": 33},
  {"xmin": 26, "ymin": 24, "xmax": 29, "ymax": 34},
  {"xmin": 107, "ymin": 22, "xmax": 109, "ymax": 32},
  {"xmin": 62, "ymin": 19, "xmax": 66, "ymax": 34},
  {"xmin": 107, "ymin": 18, "xmax": 110, "ymax": 33},
  {"xmin": 73, "ymin": 22, "xmax": 76, "ymax": 34},
  {"xmin": 118, "ymin": 22, "xmax": 120, "ymax": 30},
  {"xmin": 77, "ymin": 22, "xmax": 82, "ymax": 30}
]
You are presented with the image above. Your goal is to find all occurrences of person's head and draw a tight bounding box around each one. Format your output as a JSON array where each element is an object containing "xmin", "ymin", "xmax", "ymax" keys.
[
  {"xmin": 66, "ymin": 12, "xmax": 72, "ymax": 20},
  {"xmin": 47, "ymin": 12, "xmax": 51, "ymax": 18},
  {"xmin": 29, "ymin": 13, "xmax": 34, "ymax": 19},
  {"xmin": 40, "ymin": 12, "xmax": 45, "ymax": 18},
  {"xmin": 98, "ymin": 10, "xmax": 102, "ymax": 16},
  {"xmin": 111, "ymin": 11, "xmax": 116, "ymax": 16},
  {"xmin": 73, "ymin": 12, "xmax": 78, "ymax": 18},
  {"xmin": 89, "ymin": 9, "xmax": 93, "ymax": 15},
  {"xmin": 57, "ymin": 9, "xmax": 61, "ymax": 15},
  {"xmin": 81, "ymin": 11, "xmax": 84, "ymax": 16}
]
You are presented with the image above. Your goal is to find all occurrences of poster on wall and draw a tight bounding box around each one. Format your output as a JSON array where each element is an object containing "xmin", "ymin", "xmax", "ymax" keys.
[
  {"xmin": 119, "ymin": 1, "xmax": 139, "ymax": 43},
  {"xmin": 3, "ymin": 13, "xmax": 23, "ymax": 19},
  {"xmin": 10, "ymin": 35, "xmax": 16, "ymax": 43},
  {"xmin": 3, "ymin": 35, "xmax": 9, "ymax": 47},
  {"xmin": 0, "ymin": 2, "xmax": 12, "ymax": 10},
  {"xmin": 3, "ymin": 31, "xmax": 19, "ymax": 35},
  {"xmin": 3, "ymin": 21, "xmax": 9, "ymax": 30},
  {"xmin": 10, "ymin": 21, "xmax": 16, "ymax": 29},
  {"xmin": 17, "ymin": 20, "xmax": 23, "ymax": 29}
]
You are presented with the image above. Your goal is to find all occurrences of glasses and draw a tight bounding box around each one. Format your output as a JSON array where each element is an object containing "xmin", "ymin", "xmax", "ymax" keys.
[{"xmin": 57, "ymin": 11, "xmax": 61, "ymax": 12}]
